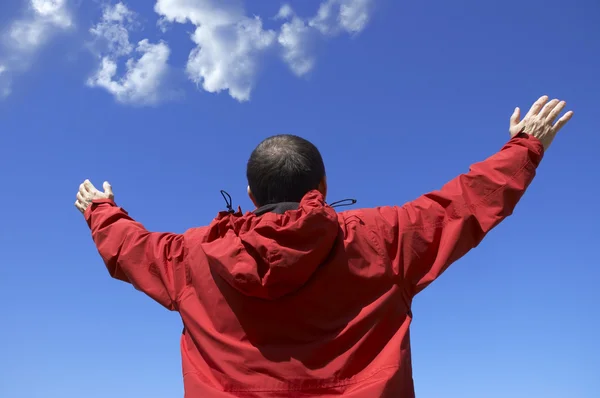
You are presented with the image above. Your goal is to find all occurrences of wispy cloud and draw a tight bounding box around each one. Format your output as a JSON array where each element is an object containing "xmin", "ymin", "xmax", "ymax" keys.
[
  {"xmin": 0, "ymin": 64, "xmax": 10, "ymax": 98},
  {"xmin": 155, "ymin": 0, "xmax": 276, "ymax": 102},
  {"xmin": 309, "ymin": 0, "xmax": 373, "ymax": 36},
  {"xmin": 155, "ymin": 0, "xmax": 374, "ymax": 102},
  {"xmin": 277, "ymin": 0, "xmax": 374, "ymax": 77},
  {"xmin": 1, "ymin": 0, "xmax": 375, "ymax": 104},
  {"xmin": 86, "ymin": 2, "xmax": 172, "ymax": 106},
  {"xmin": 276, "ymin": 5, "xmax": 319, "ymax": 77},
  {"xmin": 0, "ymin": 0, "xmax": 73, "ymax": 97}
]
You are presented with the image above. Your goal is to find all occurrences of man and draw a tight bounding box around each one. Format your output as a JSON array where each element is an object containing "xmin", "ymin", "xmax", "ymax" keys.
[{"xmin": 76, "ymin": 96, "xmax": 572, "ymax": 397}]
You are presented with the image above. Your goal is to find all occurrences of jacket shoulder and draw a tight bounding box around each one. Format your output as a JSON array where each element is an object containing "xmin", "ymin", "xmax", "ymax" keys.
[
  {"xmin": 338, "ymin": 206, "xmax": 400, "ymax": 224},
  {"xmin": 182, "ymin": 225, "xmax": 211, "ymax": 242},
  {"xmin": 337, "ymin": 206, "xmax": 401, "ymax": 239}
]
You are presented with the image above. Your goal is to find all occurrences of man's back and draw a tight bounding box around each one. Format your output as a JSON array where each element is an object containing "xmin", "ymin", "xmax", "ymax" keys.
[
  {"xmin": 77, "ymin": 96, "xmax": 572, "ymax": 397},
  {"xmin": 178, "ymin": 194, "xmax": 415, "ymax": 397},
  {"xmin": 85, "ymin": 133, "xmax": 543, "ymax": 397}
]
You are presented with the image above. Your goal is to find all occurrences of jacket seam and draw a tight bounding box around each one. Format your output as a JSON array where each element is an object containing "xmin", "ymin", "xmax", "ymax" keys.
[
  {"xmin": 174, "ymin": 235, "xmax": 193, "ymax": 306},
  {"xmin": 400, "ymin": 157, "xmax": 533, "ymax": 233},
  {"xmin": 183, "ymin": 365, "xmax": 401, "ymax": 393}
]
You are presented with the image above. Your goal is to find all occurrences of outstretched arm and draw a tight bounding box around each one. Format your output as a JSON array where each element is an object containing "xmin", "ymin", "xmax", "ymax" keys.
[
  {"xmin": 76, "ymin": 181, "xmax": 187, "ymax": 310},
  {"xmin": 378, "ymin": 96, "xmax": 573, "ymax": 297}
]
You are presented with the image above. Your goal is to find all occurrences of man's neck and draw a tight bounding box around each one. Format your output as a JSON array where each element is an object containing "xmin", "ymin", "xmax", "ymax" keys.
[{"xmin": 254, "ymin": 202, "xmax": 300, "ymax": 216}]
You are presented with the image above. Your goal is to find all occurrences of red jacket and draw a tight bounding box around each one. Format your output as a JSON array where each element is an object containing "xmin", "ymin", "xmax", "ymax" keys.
[{"xmin": 85, "ymin": 134, "xmax": 543, "ymax": 397}]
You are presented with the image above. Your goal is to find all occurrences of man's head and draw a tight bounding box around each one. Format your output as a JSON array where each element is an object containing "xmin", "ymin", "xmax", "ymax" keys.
[{"xmin": 246, "ymin": 134, "xmax": 327, "ymax": 207}]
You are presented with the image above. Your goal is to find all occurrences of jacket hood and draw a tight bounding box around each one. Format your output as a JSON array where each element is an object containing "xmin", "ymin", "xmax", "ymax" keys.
[{"xmin": 202, "ymin": 190, "xmax": 340, "ymax": 300}]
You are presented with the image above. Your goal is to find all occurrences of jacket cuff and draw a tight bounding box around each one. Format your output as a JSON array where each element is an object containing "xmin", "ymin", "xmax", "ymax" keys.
[
  {"xmin": 507, "ymin": 132, "xmax": 545, "ymax": 166},
  {"xmin": 84, "ymin": 198, "xmax": 117, "ymax": 223}
]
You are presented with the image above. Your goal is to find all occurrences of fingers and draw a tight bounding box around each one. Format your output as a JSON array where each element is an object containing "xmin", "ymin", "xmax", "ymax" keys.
[
  {"xmin": 74, "ymin": 200, "xmax": 85, "ymax": 214},
  {"xmin": 538, "ymin": 98, "xmax": 560, "ymax": 119},
  {"xmin": 103, "ymin": 181, "xmax": 113, "ymax": 197},
  {"xmin": 553, "ymin": 110, "xmax": 574, "ymax": 132},
  {"xmin": 80, "ymin": 179, "xmax": 96, "ymax": 196},
  {"xmin": 518, "ymin": 95, "xmax": 573, "ymax": 151},
  {"xmin": 83, "ymin": 179, "xmax": 97, "ymax": 193},
  {"xmin": 510, "ymin": 107, "xmax": 521, "ymax": 127},
  {"xmin": 547, "ymin": 100, "xmax": 566, "ymax": 124},
  {"xmin": 77, "ymin": 191, "xmax": 85, "ymax": 202},
  {"xmin": 525, "ymin": 95, "xmax": 549, "ymax": 118}
]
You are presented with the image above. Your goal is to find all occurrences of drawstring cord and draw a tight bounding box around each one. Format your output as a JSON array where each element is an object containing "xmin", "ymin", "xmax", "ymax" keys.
[
  {"xmin": 220, "ymin": 190, "xmax": 357, "ymax": 212},
  {"xmin": 329, "ymin": 198, "xmax": 357, "ymax": 208},
  {"xmin": 220, "ymin": 190, "xmax": 235, "ymax": 214}
]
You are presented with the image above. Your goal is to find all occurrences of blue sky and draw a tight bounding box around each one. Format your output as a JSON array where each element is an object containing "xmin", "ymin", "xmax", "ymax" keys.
[{"xmin": 1, "ymin": 0, "xmax": 599, "ymax": 397}]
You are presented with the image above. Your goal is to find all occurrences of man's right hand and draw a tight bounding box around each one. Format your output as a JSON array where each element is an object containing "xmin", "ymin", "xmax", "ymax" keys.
[{"xmin": 509, "ymin": 95, "xmax": 574, "ymax": 151}]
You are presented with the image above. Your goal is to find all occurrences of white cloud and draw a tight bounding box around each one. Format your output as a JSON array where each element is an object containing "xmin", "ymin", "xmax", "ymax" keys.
[
  {"xmin": 276, "ymin": 4, "xmax": 295, "ymax": 20},
  {"xmin": 88, "ymin": 40, "xmax": 170, "ymax": 105},
  {"xmin": 87, "ymin": 3, "xmax": 172, "ymax": 106},
  {"xmin": 277, "ymin": 11, "xmax": 317, "ymax": 77},
  {"xmin": 153, "ymin": 0, "xmax": 374, "ymax": 101},
  {"xmin": 6, "ymin": 0, "xmax": 73, "ymax": 52},
  {"xmin": 155, "ymin": 0, "xmax": 275, "ymax": 102},
  {"xmin": 186, "ymin": 17, "xmax": 275, "ymax": 101},
  {"xmin": 0, "ymin": 0, "xmax": 73, "ymax": 97},
  {"xmin": 275, "ymin": 0, "xmax": 373, "ymax": 77},
  {"xmin": 89, "ymin": 2, "xmax": 136, "ymax": 57},
  {"xmin": 1, "ymin": 0, "xmax": 375, "ymax": 103},
  {"xmin": 309, "ymin": 0, "xmax": 373, "ymax": 36},
  {"xmin": 30, "ymin": 0, "xmax": 72, "ymax": 29},
  {"xmin": 0, "ymin": 64, "xmax": 11, "ymax": 98}
]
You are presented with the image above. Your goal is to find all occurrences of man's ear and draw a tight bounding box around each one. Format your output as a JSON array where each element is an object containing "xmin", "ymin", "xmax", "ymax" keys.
[
  {"xmin": 318, "ymin": 177, "xmax": 327, "ymax": 200},
  {"xmin": 248, "ymin": 185, "xmax": 259, "ymax": 208}
]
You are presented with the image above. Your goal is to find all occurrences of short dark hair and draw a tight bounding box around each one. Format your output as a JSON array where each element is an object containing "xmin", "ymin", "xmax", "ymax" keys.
[{"xmin": 246, "ymin": 134, "xmax": 326, "ymax": 206}]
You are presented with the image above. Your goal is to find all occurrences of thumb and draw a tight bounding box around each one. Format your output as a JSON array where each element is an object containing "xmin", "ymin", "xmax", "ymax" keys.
[
  {"xmin": 103, "ymin": 181, "xmax": 113, "ymax": 197},
  {"xmin": 510, "ymin": 107, "xmax": 521, "ymax": 127}
]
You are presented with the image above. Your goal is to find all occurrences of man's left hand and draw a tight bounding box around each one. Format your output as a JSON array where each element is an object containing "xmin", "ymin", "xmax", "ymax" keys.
[{"xmin": 75, "ymin": 179, "xmax": 114, "ymax": 214}]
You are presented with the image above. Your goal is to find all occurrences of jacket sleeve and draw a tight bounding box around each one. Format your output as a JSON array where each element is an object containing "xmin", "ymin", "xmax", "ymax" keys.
[
  {"xmin": 377, "ymin": 134, "xmax": 544, "ymax": 297},
  {"xmin": 84, "ymin": 199, "xmax": 188, "ymax": 311}
]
